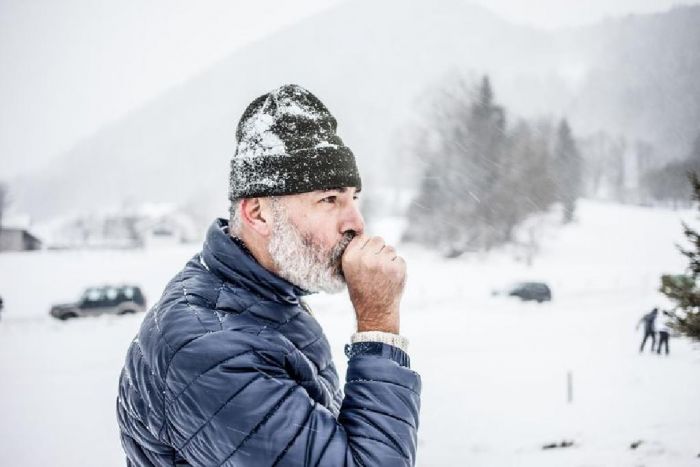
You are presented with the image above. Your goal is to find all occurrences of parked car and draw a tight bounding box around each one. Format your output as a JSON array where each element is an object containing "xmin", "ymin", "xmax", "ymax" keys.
[
  {"xmin": 493, "ymin": 282, "xmax": 552, "ymax": 303},
  {"xmin": 50, "ymin": 285, "xmax": 146, "ymax": 320}
]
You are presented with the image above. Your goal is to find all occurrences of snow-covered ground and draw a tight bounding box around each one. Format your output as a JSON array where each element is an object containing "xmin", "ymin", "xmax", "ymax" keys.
[{"xmin": 1, "ymin": 200, "xmax": 699, "ymax": 466}]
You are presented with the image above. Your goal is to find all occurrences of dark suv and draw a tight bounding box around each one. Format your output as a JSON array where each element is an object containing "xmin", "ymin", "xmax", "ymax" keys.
[
  {"xmin": 506, "ymin": 282, "xmax": 552, "ymax": 303},
  {"xmin": 50, "ymin": 285, "xmax": 146, "ymax": 320}
]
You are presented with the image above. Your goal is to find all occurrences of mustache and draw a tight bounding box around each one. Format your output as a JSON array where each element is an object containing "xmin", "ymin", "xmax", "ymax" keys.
[{"xmin": 330, "ymin": 231, "xmax": 356, "ymax": 274}]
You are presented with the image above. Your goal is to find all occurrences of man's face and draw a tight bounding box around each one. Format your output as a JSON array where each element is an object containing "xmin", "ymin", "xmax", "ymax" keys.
[{"xmin": 266, "ymin": 187, "xmax": 364, "ymax": 293}]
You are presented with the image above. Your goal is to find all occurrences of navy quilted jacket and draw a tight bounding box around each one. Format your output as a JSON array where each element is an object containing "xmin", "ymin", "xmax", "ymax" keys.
[{"xmin": 117, "ymin": 219, "xmax": 421, "ymax": 466}]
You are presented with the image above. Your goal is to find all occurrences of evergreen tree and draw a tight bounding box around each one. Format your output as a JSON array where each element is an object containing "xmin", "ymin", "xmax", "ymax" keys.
[
  {"xmin": 404, "ymin": 74, "xmax": 556, "ymax": 256},
  {"xmin": 659, "ymin": 172, "xmax": 700, "ymax": 340},
  {"xmin": 642, "ymin": 128, "xmax": 700, "ymax": 207},
  {"xmin": 466, "ymin": 76, "xmax": 507, "ymax": 250},
  {"xmin": 404, "ymin": 74, "xmax": 508, "ymax": 254},
  {"xmin": 554, "ymin": 119, "xmax": 582, "ymax": 223}
]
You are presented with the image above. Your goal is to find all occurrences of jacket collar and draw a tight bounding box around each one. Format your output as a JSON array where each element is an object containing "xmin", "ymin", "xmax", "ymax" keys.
[{"xmin": 201, "ymin": 218, "xmax": 310, "ymax": 305}]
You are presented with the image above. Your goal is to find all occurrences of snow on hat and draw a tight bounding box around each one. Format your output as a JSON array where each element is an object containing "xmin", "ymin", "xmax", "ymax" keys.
[{"xmin": 228, "ymin": 84, "xmax": 362, "ymax": 200}]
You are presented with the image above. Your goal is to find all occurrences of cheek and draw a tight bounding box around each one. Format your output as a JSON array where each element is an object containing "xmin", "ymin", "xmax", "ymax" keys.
[
  {"xmin": 303, "ymin": 212, "xmax": 339, "ymax": 238},
  {"xmin": 312, "ymin": 228, "xmax": 339, "ymax": 253}
]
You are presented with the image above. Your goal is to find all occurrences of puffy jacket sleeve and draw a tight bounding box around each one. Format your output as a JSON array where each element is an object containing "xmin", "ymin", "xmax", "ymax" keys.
[{"xmin": 164, "ymin": 330, "xmax": 421, "ymax": 466}]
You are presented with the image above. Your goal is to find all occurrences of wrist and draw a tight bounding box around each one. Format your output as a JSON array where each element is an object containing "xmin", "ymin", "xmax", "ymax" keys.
[{"xmin": 357, "ymin": 320, "xmax": 399, "ymax": 334}]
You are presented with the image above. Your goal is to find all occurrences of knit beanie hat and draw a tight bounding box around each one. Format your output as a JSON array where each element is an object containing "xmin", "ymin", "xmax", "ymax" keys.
[{"xmin": 228, "ymin": 84, "xmax": 362, "ymax": 200}]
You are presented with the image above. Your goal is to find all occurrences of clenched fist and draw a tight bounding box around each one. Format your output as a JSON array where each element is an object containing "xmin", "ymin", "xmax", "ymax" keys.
[{"xmin": 341, "ymin": 235, "xmax": 406, "ymax": 334}]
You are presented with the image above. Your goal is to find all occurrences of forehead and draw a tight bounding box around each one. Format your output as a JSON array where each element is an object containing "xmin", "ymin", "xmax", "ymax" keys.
[
  {"xmin": 279, "ymin": 187, "xmax": 359, "ymax": 210},
  {"xmin": 317, "ymin": 187, "xmax": 361, "ymax": 195},
  {"xmin": 293, "ymin": 187, "xmax": 360, "ymax": 199}
]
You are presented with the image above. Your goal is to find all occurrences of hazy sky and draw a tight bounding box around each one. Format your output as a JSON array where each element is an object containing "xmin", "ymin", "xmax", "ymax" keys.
[{"xmin": 1, "ymin": 0, "xmax": 696, "ymax": 178}]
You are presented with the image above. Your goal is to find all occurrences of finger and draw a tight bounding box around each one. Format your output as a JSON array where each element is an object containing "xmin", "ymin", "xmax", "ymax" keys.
[
  {"xmin": 381, "ymin": 245, "xmax": 396, "ymax": 256},
  {"xmin": 352, "ymin": 234, "xmax": 372, "ymax": 251},
  {"xmin": 344, "ymin": 234, "xmax": 369, "ymax": 255},
  {"xmin": 362, "ymin": 236, "xmax": 385, "ymax": 251}
]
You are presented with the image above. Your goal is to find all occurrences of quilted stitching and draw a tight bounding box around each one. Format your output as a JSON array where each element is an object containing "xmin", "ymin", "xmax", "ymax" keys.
[{"xmin": 117, "ymin": 219, "xmax": 421, "ymax": 466}]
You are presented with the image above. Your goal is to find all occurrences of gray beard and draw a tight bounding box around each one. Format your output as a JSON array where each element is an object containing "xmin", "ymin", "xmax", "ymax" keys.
[{"xmin": 267, "ymin": 201, "xmax": 354, "ymax": 294}]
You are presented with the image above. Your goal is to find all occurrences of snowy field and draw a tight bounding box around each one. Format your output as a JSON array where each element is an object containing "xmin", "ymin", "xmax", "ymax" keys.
[{"xmin": 1, "ymin": 200, "xmax": 699, "ymax": 466}]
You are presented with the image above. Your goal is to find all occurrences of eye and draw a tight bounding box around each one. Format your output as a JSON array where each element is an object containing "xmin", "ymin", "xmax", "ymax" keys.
[{"xmin": 320, "ymin": 196, "xmax": 337, "ymax": 204}]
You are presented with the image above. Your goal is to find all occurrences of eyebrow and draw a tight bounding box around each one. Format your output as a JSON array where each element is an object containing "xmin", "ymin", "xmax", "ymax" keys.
[{"xmin": 321, "ymin": 187, "xmax": 362, "ymax": 194}]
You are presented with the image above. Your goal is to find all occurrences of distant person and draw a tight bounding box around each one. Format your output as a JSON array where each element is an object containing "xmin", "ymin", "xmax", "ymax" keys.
[
  {"xmin": 656, "ymin": 310, "xmax": 672, "ymax": 355},
  {"xmin": 0, "ymin": 295, "xmax": 3, "ymax": 321},
  {"xmin": 637, "ymin": 307, "xmax": 659, "ymax": 352}
]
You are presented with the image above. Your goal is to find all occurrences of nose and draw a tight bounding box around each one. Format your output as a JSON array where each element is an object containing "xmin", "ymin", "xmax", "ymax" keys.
[{"xmin": 341, "ymin": 199, "xmax": 365, "ymax": 236}]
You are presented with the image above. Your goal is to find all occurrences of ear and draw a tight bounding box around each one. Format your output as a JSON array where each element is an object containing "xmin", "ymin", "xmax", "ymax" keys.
[{"xmin": 240, "ymin": 198, "xmax": 273, "ymax": 237}]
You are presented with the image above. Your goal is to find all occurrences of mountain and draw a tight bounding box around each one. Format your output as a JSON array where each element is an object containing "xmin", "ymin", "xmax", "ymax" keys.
[
  {"xmin": 568, "ymin": 5, "xmax": 700, "ymax": 158},
  {"xmin": 13, "ymin": 0, "xmax": 700, "ymax": 221}
]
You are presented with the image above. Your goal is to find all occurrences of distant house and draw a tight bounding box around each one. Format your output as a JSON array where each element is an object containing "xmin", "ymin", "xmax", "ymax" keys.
[
  {"xmin": 42, "ymin": 202, "xmax": 200, "ymax": 250},
  {"xmin": 0, "ymin": 227, "xmax": 42, "ymax": 252}
]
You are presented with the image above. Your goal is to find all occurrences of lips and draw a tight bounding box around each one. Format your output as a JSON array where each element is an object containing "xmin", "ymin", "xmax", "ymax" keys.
[{"xmin": 331, "ymin": 231, "xmax": 355, "ymax": 278}]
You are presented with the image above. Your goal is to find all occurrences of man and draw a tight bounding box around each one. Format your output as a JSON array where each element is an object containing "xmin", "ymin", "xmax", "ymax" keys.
[
  {"xmin": 637, "ymin": 307, "xmax": 658, "ymax": 352},
  {"xmin": 117, "ymin": 84, "xmax": 421, "ymax": 466},
  {"xmin": 655, "ymin": 310, "xmax": 671, "ymax": 355}
]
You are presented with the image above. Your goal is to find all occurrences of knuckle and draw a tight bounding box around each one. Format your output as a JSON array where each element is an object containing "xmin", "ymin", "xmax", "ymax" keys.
[{"xmin": 370, "ymin": 236, "xmax": 385, "ymax": 245}]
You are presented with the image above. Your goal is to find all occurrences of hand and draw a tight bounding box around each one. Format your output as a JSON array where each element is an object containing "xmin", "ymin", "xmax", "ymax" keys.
[{"xmin": 341, "ymin": 234, "xmax": 406, "ymax": 334}]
